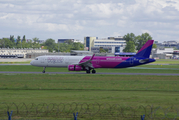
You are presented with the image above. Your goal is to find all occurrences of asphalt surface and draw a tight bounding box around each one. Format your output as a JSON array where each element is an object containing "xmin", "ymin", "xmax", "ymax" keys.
[
  {"xmin": 0, "ymin": 58, "xmax": 33, "ymax": 62},
  {"xmin": 0, "ymin": 71, "xmax": 179, "ymax": 76},
  {"xmin": 0, "ymin": 64, "xmax": 30, "ymax": 65}
]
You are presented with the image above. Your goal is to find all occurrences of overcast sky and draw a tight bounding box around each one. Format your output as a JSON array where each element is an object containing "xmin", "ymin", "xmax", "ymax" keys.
[{"xmin": 0, "ymin": 0, "xmax": 179, "ymax": 42}]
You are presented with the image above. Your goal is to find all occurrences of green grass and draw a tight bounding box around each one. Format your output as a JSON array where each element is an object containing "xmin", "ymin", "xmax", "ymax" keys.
[
  {"xmin": 0, "ymin": 74, "xmax": 179, "ymax": 119},
  {"xmin": 154, "ymin": 59, "xmax": 179, "ymax": 64},
  {"xmin": 0, "ymin": 74, "xmax": 179, "ymax": 105}
]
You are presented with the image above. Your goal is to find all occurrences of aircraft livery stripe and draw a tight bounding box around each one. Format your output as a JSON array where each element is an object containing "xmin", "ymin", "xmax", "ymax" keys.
[
  {"xmin": 137, "ymin": 40, "xmax": 154, "ymax": 54},
  {"xmin": 79, "ymin": 56, "xmax": 129, "ymax": 68}
]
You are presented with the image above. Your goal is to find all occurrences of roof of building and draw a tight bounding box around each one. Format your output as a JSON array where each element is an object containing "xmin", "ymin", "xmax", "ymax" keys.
[
  {"xmin": 114, "ymin": 52, "xmax": 136, "ymax": 55},
  {"xmin": 71, "ymin": 50, "xmax": 93, "ymax": 53}
]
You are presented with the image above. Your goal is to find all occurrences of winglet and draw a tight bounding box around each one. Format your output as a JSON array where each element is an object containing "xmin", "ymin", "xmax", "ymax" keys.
[{"xmin": 89, "ymin": 54, "xmax": 95, "ymax": 61}]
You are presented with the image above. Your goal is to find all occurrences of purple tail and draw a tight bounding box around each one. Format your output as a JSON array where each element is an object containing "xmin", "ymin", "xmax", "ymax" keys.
[{"xmin": 134, "ymin": 40, "xmax": 154, "ymax": 58}]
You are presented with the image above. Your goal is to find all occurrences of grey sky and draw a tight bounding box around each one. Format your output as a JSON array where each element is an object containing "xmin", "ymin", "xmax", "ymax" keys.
[{"xmin": 0, "ymin": 0, "xmax": 179, "ymax": 42}]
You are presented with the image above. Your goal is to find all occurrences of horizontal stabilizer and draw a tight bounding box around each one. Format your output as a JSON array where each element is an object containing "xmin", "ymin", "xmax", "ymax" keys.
[{"xmin": 139, "ymin": 58, "xmax": 149, "ymax": 63}]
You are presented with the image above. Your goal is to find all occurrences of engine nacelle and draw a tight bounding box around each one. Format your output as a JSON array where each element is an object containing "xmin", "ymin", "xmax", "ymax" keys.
[{"xmin": 68, "ymin": 65, "xmax": 83, "ymax": 71}]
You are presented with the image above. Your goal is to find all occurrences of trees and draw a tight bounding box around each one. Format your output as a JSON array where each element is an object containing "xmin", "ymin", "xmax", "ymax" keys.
[
  {"xmin": 1, "ymin": 38, "xmax": 14, "ymax": 48},
  {"xmin": 152, "ymin": 44, "xmax": 157, "ymax": 49},
  {"xmin": 123, "ymin": 33, "xmax": 137, "ymax": 45},
  {"xmin": 0, "ymin": 36, "xmax": 44, "ymax": 49},
  {"xmin": 32, "ymin": 37, "xmax": 40, "ymax": 49},
  {"xmin": 44, "ymin": 38, "xmax": 56, "ymax": 52},
  {"xmin": 56, "ymin": 40, "xmax": 84, "ymax": 52},
  {"xmin": 10, "ymin": 35, "xmax": 15, "ymax": 44},
  {"xmin": 123, "ymin": 41, "xmax": 136, "ymax": 52},
  {"xmin": 71, "ymin": 42, "xmax": 84, "ymax": 50},
  {"xmin": 58, "ymin": 43, "xmax": 70, "ymax": 52},
  {"xmin": 135, "ymin": 33, "xmax": 152, "ymax": 51},
  {"xmin": 16, "ymin": 36, "xmax": 21, "ymax": 48},
  {"xmin": 123, "ymin": 32, "xmax": 153, "ymax": 52},
  {"xmin": 123, "ymin": 33, "xmax": 136, "ymax": 52},
  {"xmin": 22, "ymin": 35, "xmax": 26, "ymax": 42}
]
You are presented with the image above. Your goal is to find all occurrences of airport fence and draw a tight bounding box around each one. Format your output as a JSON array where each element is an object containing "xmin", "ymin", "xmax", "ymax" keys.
[{"xmin": 0, "ymin": 102, "xmax": 179, "ymax": 120}]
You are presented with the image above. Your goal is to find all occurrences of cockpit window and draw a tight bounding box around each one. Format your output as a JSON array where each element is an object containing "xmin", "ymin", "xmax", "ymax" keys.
[{"xmin": 35, "ymin": 58, "xmax": 38, "ymax": 60}]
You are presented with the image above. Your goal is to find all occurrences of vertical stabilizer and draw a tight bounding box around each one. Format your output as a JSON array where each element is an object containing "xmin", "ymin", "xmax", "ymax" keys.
[{"xmin": 134, "ymin": 40, "xmax": 154, "ymax": 58}]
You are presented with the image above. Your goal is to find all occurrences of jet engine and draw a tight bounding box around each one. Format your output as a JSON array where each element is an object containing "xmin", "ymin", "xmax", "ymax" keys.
[{"xmin": 68, "ymin": 65, "xmax": 83, "ymax": 71}]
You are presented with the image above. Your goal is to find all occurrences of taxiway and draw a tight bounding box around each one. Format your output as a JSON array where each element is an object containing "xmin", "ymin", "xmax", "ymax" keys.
[{"xmin": 0, "ymin": 71, "xmax": 179, "ymax": 76}]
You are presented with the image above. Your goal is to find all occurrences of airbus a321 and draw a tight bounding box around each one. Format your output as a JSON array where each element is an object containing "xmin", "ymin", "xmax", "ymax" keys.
[{"xmin": 30, "ymin": 40, "xmax": 155, "ymax": 74}]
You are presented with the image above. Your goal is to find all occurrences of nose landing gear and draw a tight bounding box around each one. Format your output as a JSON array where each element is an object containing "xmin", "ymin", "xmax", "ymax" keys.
[{"xmin": 42, "ymin": 67, "xmax": 46, "ymax": 73}]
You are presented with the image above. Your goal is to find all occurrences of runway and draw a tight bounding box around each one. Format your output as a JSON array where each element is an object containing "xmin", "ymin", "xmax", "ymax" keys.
[{"xmin": 0, "ymin": 71, "xmax": 179, "ymax": 76}]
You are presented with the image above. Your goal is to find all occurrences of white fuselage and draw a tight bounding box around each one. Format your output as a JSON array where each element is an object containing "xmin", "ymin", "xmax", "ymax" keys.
[{"xmin": 30, "ymin": 56, "xmax": 85, "ymax": 67}]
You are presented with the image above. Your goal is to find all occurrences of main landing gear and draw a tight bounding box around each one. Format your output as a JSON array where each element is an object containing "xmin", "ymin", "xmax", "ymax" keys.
[
  {"xmin": 42, "ymin": 67, "xmax": 46, "ymax": 73},
  {"xmin": 86, "ymin": 69, "xmax": 96, "ymax": 74}
]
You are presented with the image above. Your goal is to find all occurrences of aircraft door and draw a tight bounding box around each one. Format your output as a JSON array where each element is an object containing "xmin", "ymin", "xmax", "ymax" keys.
[
  {"xmin": 41, "ymin": 58, "xmax": 44, "ymax": 63},
  {"xmin": 65, "ymin": 57, "xmax": 69, "ymax": 65},
  {"xmin": 41, "ymin": 57, "xmax": 47, "ymax": 67},
  {"xmin": 130, "ymin": 57, "xmax": 134, "ymax": 65},
  {"xmin": 96, "ymin": 58, "xmax": 100, "ymax": 64}
]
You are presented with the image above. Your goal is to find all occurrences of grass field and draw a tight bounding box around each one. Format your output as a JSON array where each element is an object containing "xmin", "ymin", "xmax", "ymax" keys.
[
  {"xmin": 0, "ymin": 61, "xmax": 179, "ymax": 119},
  {"xmin": 0, "ymin": 73, "xmax": 179, "ymax": 119},
  {"xmin": 154, "ymin": 59, "xmax": 179, "ymax": 64},
  {"xmin": 0, "ymin": 74, "xmax": 179, "ymax": 105}
]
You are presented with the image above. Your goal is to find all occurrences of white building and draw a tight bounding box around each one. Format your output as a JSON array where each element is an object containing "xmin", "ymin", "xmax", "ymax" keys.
[
  {"xmin": 94, "ymin": 39, "xmax": 126, "ymax": 47},
  {"xmin": 84, "ymin": 36, "xmax": 126, "ymax": 53},
  {"xmin": 0, "ymin": 48, "xmax": 48, "ymax": 58},
  {"xmin": 90, "ymin": 37, "xmax": 126, "ymax": 53},
  {"xmin": 152, "ymin": 48, "xmax": 174, "ymax": 59},
  {"xmin": 74, "ymin": 39, "xmax": 84, "ymax": 44}
]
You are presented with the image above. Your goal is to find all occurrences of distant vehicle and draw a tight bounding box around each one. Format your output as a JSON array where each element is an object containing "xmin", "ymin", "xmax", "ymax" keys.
[{"xmin": 30, "ymin": 40, "xmax": 155, "ymax": 74}]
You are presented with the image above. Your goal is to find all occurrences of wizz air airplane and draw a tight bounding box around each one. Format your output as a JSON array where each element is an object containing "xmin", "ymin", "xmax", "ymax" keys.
[{"xmin": 30, "ymin": 40, "xmax": 155, "ymax": 74}]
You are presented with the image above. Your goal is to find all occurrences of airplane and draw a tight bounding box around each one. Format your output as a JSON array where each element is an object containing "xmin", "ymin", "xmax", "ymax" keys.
[{"xmin": 30, "ymin": 40, "xmax": 155, "ymax": 74}]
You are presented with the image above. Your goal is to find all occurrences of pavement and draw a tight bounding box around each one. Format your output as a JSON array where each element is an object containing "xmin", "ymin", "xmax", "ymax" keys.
[
  {"xmin": 0, "ymin": 71, "xmax": 179, "ymax": 76},
  {"xmin": 0, "ymin": 58, "xmax": 33, "ymax": 62}
]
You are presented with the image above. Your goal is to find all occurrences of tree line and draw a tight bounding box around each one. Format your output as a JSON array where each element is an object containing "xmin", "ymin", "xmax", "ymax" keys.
[
  {"xmin": 123, "ymin": 32, "xmax": 157, "ymax": 53},
  {"xmin": 0, "ymin": 33, "xmax": 156, "ymax": 53},
  {"xmin": 0, "ymin": 35, "xmax": 41, "ymax": 49},
  {"xmin": 0, "ymin": 35, "xmax": 84, "ymax": 52}
]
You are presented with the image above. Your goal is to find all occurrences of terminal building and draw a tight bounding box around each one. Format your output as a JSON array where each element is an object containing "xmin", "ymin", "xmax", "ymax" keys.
[
  {"xmin": 0, "ymin": 48, "xmax": 48, "ymax": 58},
  {"xmin": 151, "ymin": 48, "xmax": 179, "ymax": 59},
  {"xmin": 84, "ymin": 36, "xmax": 126, "ymax": 53},
  {"xmin": 156, "ymin": 41, "xmax": 179, "ymax": 49}
]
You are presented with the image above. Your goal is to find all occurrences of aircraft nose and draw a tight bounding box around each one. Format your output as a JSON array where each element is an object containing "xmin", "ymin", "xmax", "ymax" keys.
[{"xmin": 30, "ymin": 60, "xmax": 33, "ymax": 65}]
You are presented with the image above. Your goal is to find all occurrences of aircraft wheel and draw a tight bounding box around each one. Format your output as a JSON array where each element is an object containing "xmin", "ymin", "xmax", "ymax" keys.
[
  {"xmin": 42, "ymin": 71, "xmax": 45, "ymax": 73},
  {"xmin": 92, "ymin": 69, "xmax": 96, "ymax": 74},
  {"xmin": 86, "ymin": 70, "xmax": 90, "ymax": 74}
]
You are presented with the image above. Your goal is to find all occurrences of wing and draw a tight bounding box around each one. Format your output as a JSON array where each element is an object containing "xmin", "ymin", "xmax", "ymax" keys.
[{"xmin": 74, "ymin": 54, "xmax": 95, "ymax": 69}]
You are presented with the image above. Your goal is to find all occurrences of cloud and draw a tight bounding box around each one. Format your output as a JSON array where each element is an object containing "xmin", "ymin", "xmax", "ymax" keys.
[
  {"xmin": 85, "ymin": 3, "xmax": 124, "ymax": 18},
  {"xmin": 0, "ymin": 0, "xmax": 179, "ymax": 42}
]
